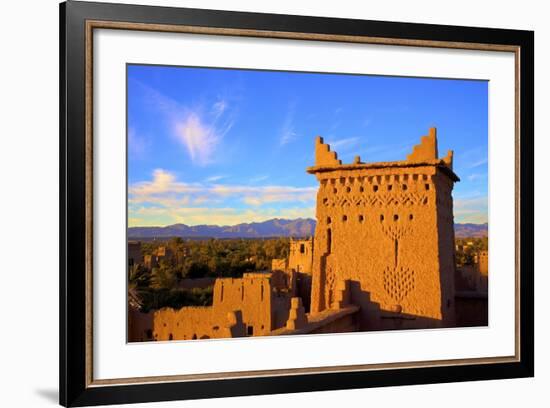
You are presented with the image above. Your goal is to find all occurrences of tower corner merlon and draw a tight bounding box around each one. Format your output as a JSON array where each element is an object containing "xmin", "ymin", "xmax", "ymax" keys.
[
  {"xmin": 443, "ymin": 149, "xmax": 454, "ymax": 170},
  {"xmin": 406, "ymin": 127, "xmax": 439, "ymax": 162},
  {"xmin": 314, "ymin": 136, "xmax": 342, "ymax": 167}
]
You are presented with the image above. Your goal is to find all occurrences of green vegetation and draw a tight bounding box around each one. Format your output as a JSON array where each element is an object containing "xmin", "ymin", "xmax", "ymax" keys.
[
  {"xmin": 455, "ymin": 237, "xmax": 488, "ymax": 267},
  {"xmin": 129, "ymin": 237, "xmax": 291, "ymax": 311},
  {"xmin": 135, "ymin": 287, "xmax": 214, "ymax": 313},
  {"xmin": 129, "ymin": 236, "xmax": 487, "ymax": 312}
]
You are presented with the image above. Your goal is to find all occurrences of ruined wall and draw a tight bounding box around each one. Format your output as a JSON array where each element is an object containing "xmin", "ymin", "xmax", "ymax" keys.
[
  {"xmin": 212, "ymin": 275, "xmax": 281, "ymax": 336},
  {"xmin": 152, "ymin": 307, "xmax": 247, "ymax": 340},
  {"xmin": 271, "ymin": 258, "xmax": 288, "ymax": 271},
  {"xmin": 478, "ymin": 251, "xmax": 489, "ymax": 275},
  {"xmin": 288, "ymin": 238, "xmax": 313, "ymax": 274},
  {"xmin": 128, "ymin": 241, "xmax": 143, "ymax": 266},
  {"xmin": 308, "ymin": 129, "xmax": 458, "ymax": 330},
  {"xmin": 477, "ymin": 250, "xmax": 489, "ymax": 293},
  {"xmin": 455, "ymin": 250, "xmax": 489, "ymax": 294},
  {"xmin": 146, "ymin": 273, "xmax": 291, "ymax": 341},
  {"xmin": 272, "ymin": 240, "xmax": 313, "ymax": 310}
]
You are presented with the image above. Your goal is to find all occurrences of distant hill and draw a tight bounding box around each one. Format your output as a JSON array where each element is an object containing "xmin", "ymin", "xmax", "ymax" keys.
[
  {"xmin": 128, "ymin": 218, "xmax": 316, "ymax": 239},
  {"xmin": 453, "ymin": 223, "xmax": 488, "ymax": 238},
  {"xmin": 129, "ymin": 218, "xmax": 488, "ymax": 239}
]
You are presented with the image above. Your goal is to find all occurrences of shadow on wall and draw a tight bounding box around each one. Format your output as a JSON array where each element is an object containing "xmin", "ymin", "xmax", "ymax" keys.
[
  {"xmin": 347, "ymin": 280, "xmax": 445, "ymax": 331},
  {"xmin": 347, "ymin": 280, "xmax": 487, "ymax": 331}
]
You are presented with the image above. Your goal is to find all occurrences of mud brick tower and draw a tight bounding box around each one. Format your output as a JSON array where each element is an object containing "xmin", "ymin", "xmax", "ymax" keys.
[{"xmin": 307, "ymin": 128, "xmax": 459, "ymax": 330}]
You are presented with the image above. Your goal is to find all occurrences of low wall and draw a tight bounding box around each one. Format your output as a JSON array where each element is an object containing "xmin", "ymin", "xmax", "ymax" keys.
[
  {"xmin": 455, "ymin": 291, "xmax": 488, "ymax": 327},
  {"xmin": 270, "ymin": 305, "xmax": 360, "ymax": 336},
  {"xmin": 128, "ymin": 309, "xmax": 153, "ymax": 342}
]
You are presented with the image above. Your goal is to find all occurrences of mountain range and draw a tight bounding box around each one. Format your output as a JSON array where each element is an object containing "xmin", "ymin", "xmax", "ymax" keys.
[{"xmin": 128, "ymin": 218, "xmax": 488, "ymax": 239}]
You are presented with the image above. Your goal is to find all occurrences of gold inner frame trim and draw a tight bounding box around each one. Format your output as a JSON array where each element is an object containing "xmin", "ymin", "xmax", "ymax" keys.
[{"xmin": 84, "ymin": 19, "xmax": 521, "ymax": 388}]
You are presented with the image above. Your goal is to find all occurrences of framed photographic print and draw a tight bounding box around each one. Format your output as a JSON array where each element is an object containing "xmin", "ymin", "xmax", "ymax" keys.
[{"xmin": 59, "ymin": 0, "xmax": 534, "ymax": 406}]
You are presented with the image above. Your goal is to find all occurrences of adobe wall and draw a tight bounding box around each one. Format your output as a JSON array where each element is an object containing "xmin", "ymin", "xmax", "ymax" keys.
[
  {"xmin": 477, "ymin": 250, "xmax": 489, "ymax": 293},
  {"xmin": 478, "ymin": 251, "xmax": 488, "ymax": 275},
  {"xmin": 128, "ymin": 308, "xmax": 153, "ymax": 342},
  {"xmin": 212, "ymin": 275, "xmax": 284, "ymax": 336},
  {"xmin": 270, "ymin": 304, "xmax": 360, "ymax": 336},
  {"xmin": 272, "ymin": 241, "xmax": 313, "ymax": 309},
  {"xmin": 309, "ymin": 312, "xmax": 358, "ymax": 334},
  {"xmin": 455, "ymin": 293, "xmax": 488, "ymax": 327},
  {"xmin": 456, "ymin": 250, "xmax": 489, "ymax": 294},
  {"xmin": 148, "ymin": 273, "xmax": 291, "ymax": 341},
  {"xmin": 271, "ymin": 258, "xmax": 288, "ymax": 271},
  {"xmin": 308, "ymin": 129, "xmax": 458, "ymax": 330},
  {"xmin": 128, "ymin": 241, "xmax": 143, "ymax": 266},
  {"xmin": 152, "ymin": 307, "xmax": 247, "ymax": 340},
  {"xmin": 288, "ymin": 238, "xmax": 313, "ymax": 274}
]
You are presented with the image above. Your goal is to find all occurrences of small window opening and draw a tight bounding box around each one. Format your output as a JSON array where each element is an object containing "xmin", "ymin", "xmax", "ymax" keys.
[
  {"xmin": 393, "ymin": 214, "xmax": 399, "ymax": 221},
  {"xmin": 359, "ymin": 215, "xmax": 364, "ymax": 222},
  {"xmin": 373, "ymin": 185, "xmax": 379, "ymax": 192},
  {"xmin": 342, "ymin": 215, "xmax": 348, "ymax": 222}
]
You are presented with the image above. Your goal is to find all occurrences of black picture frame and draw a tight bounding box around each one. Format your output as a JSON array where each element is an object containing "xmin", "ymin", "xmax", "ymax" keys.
[{"xmin": 60, "ymin": 1, "xmax": 534, "ymax": 406}]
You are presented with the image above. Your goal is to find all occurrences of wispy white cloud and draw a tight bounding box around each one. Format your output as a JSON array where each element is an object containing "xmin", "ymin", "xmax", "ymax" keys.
[
  {"xmin": 468, "ymin": 158, "xmax": 488, "ymax": 168},
  {"xmin": 467, "ymin": 173, "xmax": 487, "ymax": 182},
  {"xmin": 128, "ymin": 127, "xmax": 150, "ymax": 158},
  {"xmin": 128, "ymin": 169, "xmax": 317, "ymax": 226},
  {"xmin": 453, "ymin": 195, "xmax": 488, "ymax": 224},
  {"xmin": 210, "ymin": 184, "xmax": 316, "ymax": 205},
  {"xmin": 326, "ymin": 137, "xmax": 360, "ymax": 150},
  {"xmin": 174, "ymin": 112, "xmax": 222, "ymax": 165},
  {"xmin": 205, "ymin": 175, "xmax": 228, "ymax": 182},
  {"xmin": 280, "ymin": 103, "xmax": 298, "ymax": 146},
  {"xmin": 454, "ymin": 146, "xmax": 488, "ymax": 173},
  {"xmin": 128, "ymin": 206, "xmax": 315, "ymax": 227},
  {"xmin": 249, "ymin": 175, "xmax": 269, "ymax": 183},
  {"xmin": 212, "ymin": 98, "xmax": 227, "ymax": 120},
  {"xmin": 133, "ymin": 80, "xmax": 235, "ymax": 166}
]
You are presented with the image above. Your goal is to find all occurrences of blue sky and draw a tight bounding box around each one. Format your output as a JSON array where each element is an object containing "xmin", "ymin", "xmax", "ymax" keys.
[{"xmin": 127, "ymin": 64, "xmax": 488, "ymax": 227}]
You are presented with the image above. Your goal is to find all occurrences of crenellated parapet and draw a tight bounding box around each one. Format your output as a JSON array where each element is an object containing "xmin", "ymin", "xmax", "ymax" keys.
[
  {"xmin": 308, "ymin": 128, "xmax": 457, "ymax": 181},
  {"xmin": 315, "ymin": 136, "xmax": 342, "ymax": 167},
  {"xmin": 406, "ymin": 127, "xmax": 454, "ymax": 170},
  {"xmin": 407, "ymin": 127, "xmax": 439, "ymax": 162},
  {"xmin": 442, "ymin": 149, "xmax": 454, "ymax": 170}
]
